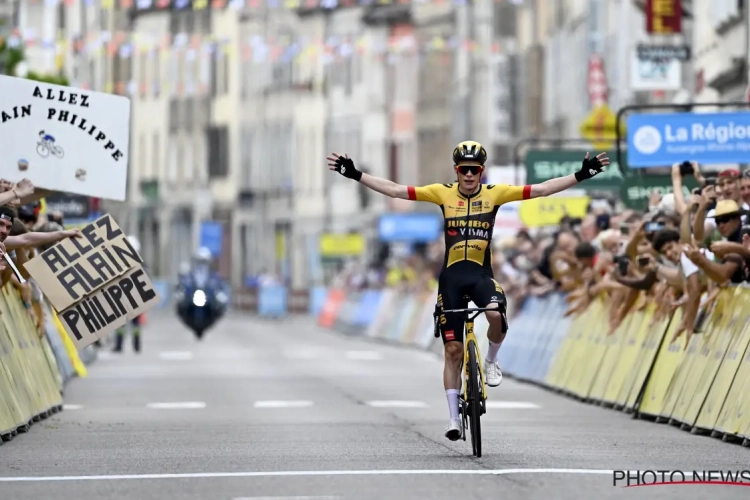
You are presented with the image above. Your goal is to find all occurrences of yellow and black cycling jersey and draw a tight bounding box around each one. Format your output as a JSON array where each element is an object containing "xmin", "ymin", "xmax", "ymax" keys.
[{"xmin": 407, "ymin": 182, "xmax": 531, "ymax": 270}]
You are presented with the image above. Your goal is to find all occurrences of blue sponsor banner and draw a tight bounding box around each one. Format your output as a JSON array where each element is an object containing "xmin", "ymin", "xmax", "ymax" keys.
[
  {"xmin": 309, "ymin": 286, "xmax": 328, "ymax": 317},
  {"xmin": 627, "ymin": 112, "xmax": 750, "ymax": 167},
  {"xmin": 258, "ymin": 285, "xmax": 287, "ymax": 317},
  {"xmin": 353, "ymin": 290, "xmax": 383, "ymax": 327},
  {"xmin": 200, "ymin": 221, "xmax": 223, "ymax": 257},
  {"xmin": 378, "ymin": 213, "xmax": 442, "ymax": 242}
]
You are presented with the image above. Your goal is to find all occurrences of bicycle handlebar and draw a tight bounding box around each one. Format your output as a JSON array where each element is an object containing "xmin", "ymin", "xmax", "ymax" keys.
[
  {"xmin": 432, "ymin": 305, "xmax": 503, "ymax": 338},
  {"xmin": 433, "ymin": 306, "xmax": 498, "ymax": 316}
]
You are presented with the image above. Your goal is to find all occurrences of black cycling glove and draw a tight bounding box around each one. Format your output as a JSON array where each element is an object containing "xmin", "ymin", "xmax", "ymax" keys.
[
  {"xmin": 574, "ymin": 155, "xmax": 604, "ymax": 182},
  {"xmin": 333, "ymin": 156, "xmax": 363, "ymax": 182}
]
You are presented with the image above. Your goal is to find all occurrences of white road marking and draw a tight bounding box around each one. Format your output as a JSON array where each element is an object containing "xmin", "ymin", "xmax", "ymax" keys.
[
  {"xmin": 0, "ymin": 468, "xmax": 637, "ymax": 482},
  {"xmin": 62, "ymin": 404, "xmax": 84, "ymax": 410},
  {"xmin": 254, "ymin": 400, "xmax": 314, "ymax": 408},
  {"xmin": 233, "ymin": 497, "xmax": 340, "ymax": 500},
  {"xmin": 282, "ymin": 348, "xmax": 327, "ymax": 360},
  {"xmin": 365, "ymin": 401, "xmax": 429, "ymax": 408},
  {"xmin": 159, "ymin": 351, "xmax": 194, "ymax": 361},
  {"xmin": 485, "ymin": 401, "xmax": 540, "ymax": 409},
  {"xmin": 344, "ymin": 350, "xmax": 382, "ymax": 361},
  {"xmin": 146, "ymin": 402, "xmax": 206, "ymax": 409}
]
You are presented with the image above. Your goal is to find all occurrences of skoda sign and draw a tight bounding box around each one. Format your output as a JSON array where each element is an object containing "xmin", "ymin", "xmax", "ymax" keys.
[{"xmin": 627, "ymin": 111, "xmax": 750, "ymax": 167}]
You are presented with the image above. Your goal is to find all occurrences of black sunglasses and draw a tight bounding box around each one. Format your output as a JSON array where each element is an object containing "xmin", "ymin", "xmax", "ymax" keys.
[
  {"xmin": 457, "ymin": 165, "xmax": 483, "ymax": 176},
  {"xmin": 715, "ymin": 215, "xmax": 739, "ymax": 224}
]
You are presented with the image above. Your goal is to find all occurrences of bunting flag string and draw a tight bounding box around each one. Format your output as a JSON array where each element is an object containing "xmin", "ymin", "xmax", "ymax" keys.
[
  {"xmin": 27, "ymin": 0, "xmax": 505, "ymax": 10},
  {"xmin": 6, "ymin": 0, "xmax": 509, "ymax": 96},
  {"xmin": 3, "ymin": 29, "xmax": 502, "ymax": 60}
]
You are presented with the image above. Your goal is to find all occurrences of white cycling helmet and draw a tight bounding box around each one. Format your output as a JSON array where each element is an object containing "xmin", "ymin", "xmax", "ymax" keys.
[{"xmin": 127, "ymin": 235, "xmax": 141, "ymax": 253}]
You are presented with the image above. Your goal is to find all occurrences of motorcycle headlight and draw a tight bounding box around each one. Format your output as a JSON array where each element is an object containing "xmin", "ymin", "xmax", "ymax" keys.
[
  {"xmin": 215, "ymin": 291, "xmax": 228, "ymax": 304},
  {"xmin": 192, "ymin": 290, "xmax": 207, "ymax": 307}
]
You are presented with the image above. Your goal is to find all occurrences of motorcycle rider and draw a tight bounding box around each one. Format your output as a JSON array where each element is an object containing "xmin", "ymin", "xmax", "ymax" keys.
[{"xmin": 176, "ymin": 247, "xmax": 229, "ymax": 337}]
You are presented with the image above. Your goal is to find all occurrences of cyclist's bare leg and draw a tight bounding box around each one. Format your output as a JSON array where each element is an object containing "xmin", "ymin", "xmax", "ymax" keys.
[
  {"xmin": 443, "ymin": 341, "xmax": 463, "ymax": 390},
  {"xmin": 485, "ymin": 304, "xmax": 506, "ymax": 345}
]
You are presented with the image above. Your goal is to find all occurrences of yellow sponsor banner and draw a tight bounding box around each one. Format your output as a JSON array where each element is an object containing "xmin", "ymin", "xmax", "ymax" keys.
[
  {"xmin": 696, "ymin": 318, "xmax": 750, "ymax": 432},
  {"xmin": 624, "ymin": 314, "xmax": 670, "ymax": 410},
  {"xmin": 601, "ymin": 306, "xmax": 649, "ymax": 405},
  {"xmin": 680, "ymin": 292, "xmax": 742, "ymax": 428},
  {"xmin": 638, "ymin": 308, "xmax": 689, "ymax": 417},
  {"xmin": 518, "ymin": 196, "xmax": 590, "ymax": 228},
  {"xmin": 319, "ymin": 233, "xmax": 365, "ymax": 258},
  {"xmin": 670, "ymin": 294, "xmax": 732, "ymax": 423},
  {"xmin": 589, "ymin": 313, "xmax": 635, "ymax": 402}
]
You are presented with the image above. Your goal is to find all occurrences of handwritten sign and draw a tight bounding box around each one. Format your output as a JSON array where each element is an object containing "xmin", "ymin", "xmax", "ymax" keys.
[
  {"xmin": 23, "ymin": 213, "xmax": 159, "ymax": 350},
  {"xmin": 23, "ymin": 214, "xmax": 141, "ymax": 311},
  {"xmin": 58, "ymin": 267, "xmax": 158, "ymax": 350},
  {"xmin": 0, "ymin": 75, "xmax": 130, "ymax": 200}
]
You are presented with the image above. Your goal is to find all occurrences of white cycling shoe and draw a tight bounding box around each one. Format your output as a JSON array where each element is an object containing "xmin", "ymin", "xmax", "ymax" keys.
[
  {"xmin": 484, "ymin": 360, "xmax": 503, "ymax": 387},
  {"xmin": 445, "ymin": 419, "xmax": 462, "ymax": 441}
]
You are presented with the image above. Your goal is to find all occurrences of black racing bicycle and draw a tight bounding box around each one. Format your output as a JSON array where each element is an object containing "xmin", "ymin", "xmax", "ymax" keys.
[{"xmin": 434, "ymin": 295, "xmax": 492, "ymax": 457}]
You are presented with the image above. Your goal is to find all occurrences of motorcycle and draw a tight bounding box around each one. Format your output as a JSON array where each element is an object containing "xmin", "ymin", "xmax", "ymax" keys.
[{"xmin": 175, "ymin": 274, "xmax": 228, "ymax": 340}]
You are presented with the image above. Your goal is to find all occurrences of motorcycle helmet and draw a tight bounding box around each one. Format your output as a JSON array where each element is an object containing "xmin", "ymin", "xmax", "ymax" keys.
[{"xmin": 194, "ymin": 247, "xmax": 212, "ymax": 262}]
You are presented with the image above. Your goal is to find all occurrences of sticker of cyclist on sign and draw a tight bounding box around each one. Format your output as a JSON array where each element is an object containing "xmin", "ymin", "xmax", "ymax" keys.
[{"xmin": 36, "ymin": 130, "xmax": 65, "ymax": 159}]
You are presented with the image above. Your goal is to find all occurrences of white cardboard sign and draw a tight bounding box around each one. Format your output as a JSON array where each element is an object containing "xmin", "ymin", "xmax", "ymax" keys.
[{"xmin": 0, "ymin": 75, "xmax": 131, "ymax": 201}]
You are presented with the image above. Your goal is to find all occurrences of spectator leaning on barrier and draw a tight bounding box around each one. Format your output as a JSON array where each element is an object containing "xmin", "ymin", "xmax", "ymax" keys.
[{"xmin": 649, "ymin": 228, "xmax": 704, "ymax": 346}]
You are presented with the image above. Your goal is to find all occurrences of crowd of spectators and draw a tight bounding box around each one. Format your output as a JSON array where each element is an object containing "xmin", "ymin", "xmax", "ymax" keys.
[
  {"xmin": 335, "ymin": 161, "xmax": 750, "ymax": 350},
  {"xmin": 496, "ymin": 162, "xmax": 750, "ymax": 349},
  {"xmin": 0, "ymin": 178, "xmax": 80, "ymax": 337}
]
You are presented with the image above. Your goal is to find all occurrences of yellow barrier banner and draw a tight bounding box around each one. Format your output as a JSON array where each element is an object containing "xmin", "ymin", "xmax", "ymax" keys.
[
  {"xmin": 669, "ymin": 291, "xmax": 734, "ymax": 424},
  {"xmin": 611, "ymin": 305, "xmax": 655, "ymax": 406},
  {"xmin": 0, "ymin": 286, "xmax": 63, "ymax": 437},
  {"xmin": 637, "ymin": 307, "xmax": 687, "ymax": 417},
  {"xmin": 714, "ymin": 298, "xmax": 750, "ymax": 436},
  {"xmin": 660, "ymin": 332, "xmax": 702, "ymax": 421},
  {"xmin": 504, "ymin": 284, "xmax": 750, "ymax": 444},
  {"xmin": 52, "ymin": 306, "xmax": 88, "ymax": 378},
  {"xmin": 694, "ymin": 306, "xmax": 750, "ymax": 432},
  {"xmin": 544, "ymin": 309, "xmax": 589, "ymax": 389},
  {"xmin": 625, "ymin": 313, "xmax": 669, "ymax": 411},
  {"xmin": 681, "ymin": 292, "xmax": 744, "ymax": 428},
  {"xmin": 574, "ymin": 301, "xmax": 612, "ymax": 399},
  {"xmin": 588, "ymin": 313, "xmax": 635, "ymax": 402}
]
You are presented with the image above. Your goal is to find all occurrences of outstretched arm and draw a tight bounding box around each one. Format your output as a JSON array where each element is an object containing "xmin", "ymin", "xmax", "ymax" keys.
[
  {"xmin": 526, "ymin": 152, "xmax": 610, "ymax": 199},
  {"xmin": 327, "ymin": 153, "xmax": 411, "ymax": 199},
  {"xmin": 5, "ymin": 229, "xmax": 82, "ymax": 250},
  {"xmin": 358, "ymin": 172, "xmax": 409, "ymax": 199}
]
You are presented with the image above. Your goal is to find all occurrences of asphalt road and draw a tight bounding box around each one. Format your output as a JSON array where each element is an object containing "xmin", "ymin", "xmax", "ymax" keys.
[{"xmin": 0, "ymin": 311, "xmax": 748, "ymax": 500}]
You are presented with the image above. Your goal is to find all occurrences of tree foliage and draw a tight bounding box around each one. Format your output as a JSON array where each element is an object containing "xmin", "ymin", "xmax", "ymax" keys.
[{"xmin": 1, "ymin": 36, "xmax": 69, "ymax": 86}]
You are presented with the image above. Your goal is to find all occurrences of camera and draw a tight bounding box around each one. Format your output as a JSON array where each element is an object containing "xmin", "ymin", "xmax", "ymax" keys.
[
  {"xmin": 614, "ymin": 254, "xmax": 630, "ymax": 275},
  {"xmin": 679, "ymin": 160, "xmax": 693, "ymax": 177}
]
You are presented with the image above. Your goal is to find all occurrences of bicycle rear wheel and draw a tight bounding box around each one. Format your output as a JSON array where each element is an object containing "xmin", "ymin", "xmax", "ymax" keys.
[{"xmin": 467, "ymin": 339, "xmax": 482, "ymax": 457}]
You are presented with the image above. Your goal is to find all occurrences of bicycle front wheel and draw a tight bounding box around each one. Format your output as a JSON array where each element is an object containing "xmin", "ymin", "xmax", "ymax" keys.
[{"xmin": 467, "ymin": 339, "xmax": 482, "ymax": 457}]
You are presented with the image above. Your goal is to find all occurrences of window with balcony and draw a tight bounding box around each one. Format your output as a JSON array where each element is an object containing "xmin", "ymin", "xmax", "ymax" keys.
[{"xmin": 207, "ymin": 126, "xmax": 229, "ymax": 179}]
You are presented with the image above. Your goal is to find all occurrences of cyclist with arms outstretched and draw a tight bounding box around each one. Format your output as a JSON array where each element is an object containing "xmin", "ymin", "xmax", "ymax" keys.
[{"xmin": 327, "ymin": 142, "xmax": 609, "ymax": 440}]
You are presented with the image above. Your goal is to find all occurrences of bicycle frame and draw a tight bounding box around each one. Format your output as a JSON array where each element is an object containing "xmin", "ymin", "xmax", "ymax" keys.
[{"xmin": 433, "ymin": 305, "xmax": 496, "ymax": 402}]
